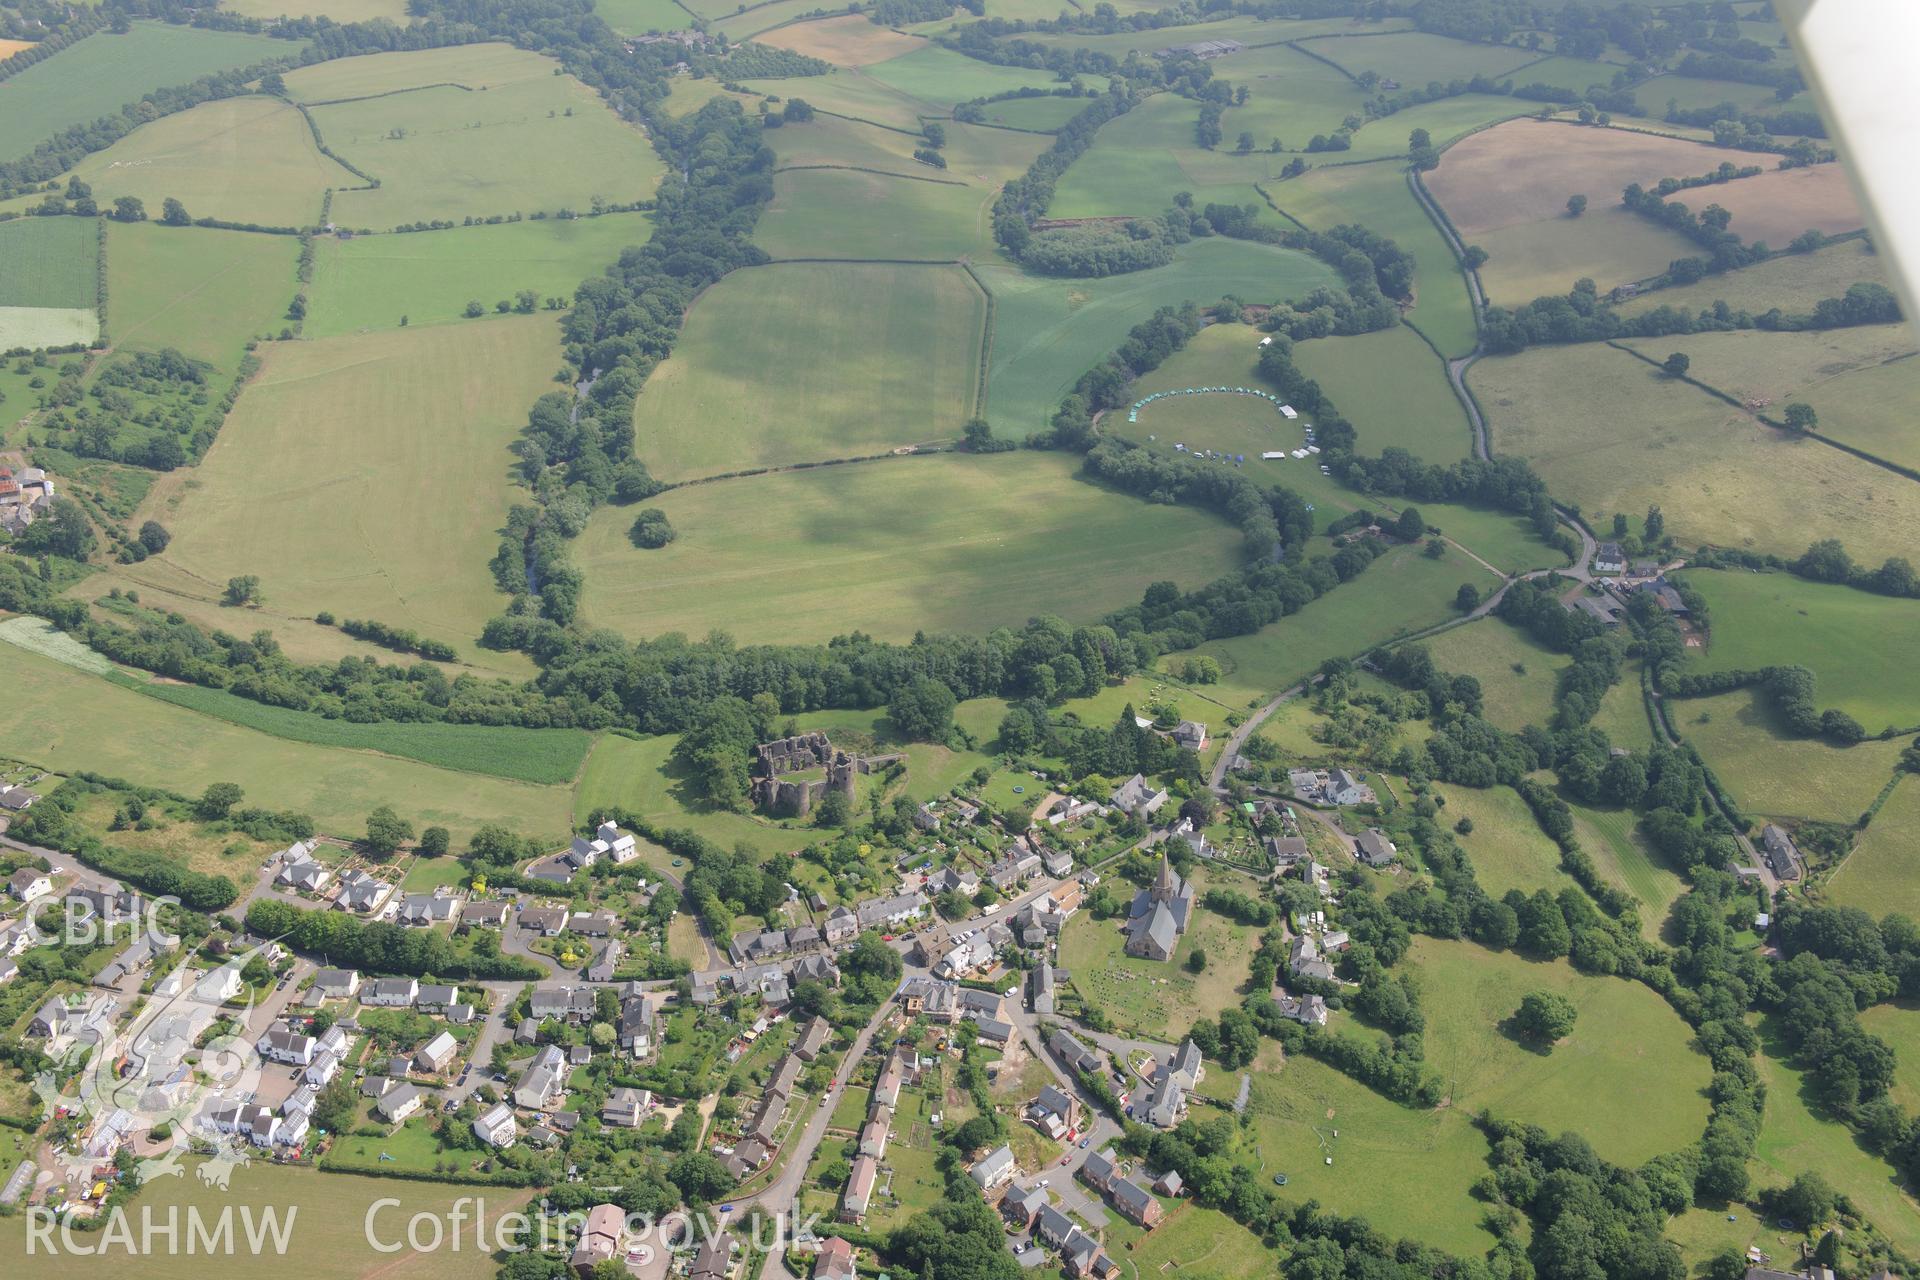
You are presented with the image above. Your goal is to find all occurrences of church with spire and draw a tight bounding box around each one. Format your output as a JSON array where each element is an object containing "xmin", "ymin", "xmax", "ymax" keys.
[{"xmin": 1125, "ymin": 851, "xmax": 1195, "ymax": 961}]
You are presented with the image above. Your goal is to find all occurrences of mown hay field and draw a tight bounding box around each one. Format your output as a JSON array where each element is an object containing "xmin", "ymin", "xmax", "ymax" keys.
[
  {"xmin": 629, "ymin": 261, "xmax": 983, "ymax": 480},
  {"xmin": 131, "ymin": 316, "xmax": 560, "ymax": 664},
  {"xmin": 755, "ymin": 166, "xmax": 993, "ymax": 260},
  {"xmin": 594, "ymin": 0, "xmax": 694, "ymax": 34},
  {"xmin": 0, "ymin": 215, "xmax": 97, "ymax": 307},
  {"xmin": 1679, "ymin": 568, "xmax": 1920, "ymax": 733},
  {"xmin": 222, "ymin": 0, "xmax": 412, "ymax": 20},
  {"xmin": 0, "ymin": 22, "xmax": 290, "ymax": 162},
  {"xmin": 290, "ymin": 45, "xmax": 665, "ymax": 227},
  {"xmin": 0, "ymin": 642, "xmax": 573, "ymax": 839},
  {"xmin": 105, "ymin": 220, "xmax": 298, "ymax": 370},
  {"xmin": 977, "ymin": 236, "xmax": 1337, "ymax": 438},
  {"xmin": 52, "ymin": 95, "xmax": 355, "ymax": 229},
  {"xmin": 1271, "ymin": 158, "xmax": 1479, "ymax": 357},
  {"xmin": 1675, "ymin": 687, "xmax": 1905, "ymax": 824},
  {"xmin": 1469, "ymin": 340, "xmax": 1920, "ymax": 564},
  {"xmin": 1412, "ymin": 937, "xmax": 1712, "ymax": 1165},
  {"xmin": 573, "ymin": 450, "xmax": 1245, "ymax": 643},
  {"xmin": 306, "ymin": 211, "xmax": 652, "ymax": 336},
  {"xmin": 755, "ymin": 15, "xmax": 924, "ymax": 64},
  {"xmin": 0, "ymin": 306, "xmax": 95, "ymax": 349},
  {"xmin": 1697, "ymin": 162, "xmax": 1866, "ymax": 244},
  {"xmin": 741, "ymin": 67, "xmax": 931, "ymax": 131}
]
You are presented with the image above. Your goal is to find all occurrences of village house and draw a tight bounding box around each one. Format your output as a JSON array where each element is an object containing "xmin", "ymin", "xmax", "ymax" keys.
[
  {"xmin": 518, "ymin": 905, "xmax": 572, "ymax": 936},
  {"xmin": 7, "ymin": 868, "xmax": 52, "ymax": 904},
  {"xmin": 601, "ymin": 1086, "xmax": 650, "ymax": 1128},
  {"xmin": 258, "ymin": 1026, "xmax": 315, "ymax": 1066},
  {"xmin": 840, "ymin": 1155, "xmax": 879, "ymax": 1222},
  {"xmin": 312, "ymin": 967, "xmax": 360, "ymax": 999},
  {"xmin": 1172, "ymin": 721, "xmax": 1209, "ymax": 751},
  {"xmin": 514, "ymin": 1044, "xmax": 569, "ymax": 1110},
  {"xmin": 1028, "ymin": 960, "xmax": 1057, "ymax": 1015},
  {"xmin": 398, "ymin": 893, "xmax": 462, "ymax": 927},
  {"xmin": 1274, "ymin": 992, "xmax": 1330, "ymax": 1026},
  {"xmin": 413, "ymin": 1030, "xmax": 459, "ymax": 1075},
  {"xmin": 794, "ymin": 1016, "xmax": 831, "ymax": 1062},
  {"xmin": 473, "ymin": 1102, "xmax": 518, "ymax": 1148},
  {"xmin": 1109, "ymin": 774, "xmax": 1169, "ymax": 818},
  {"xmin": 375, "ymin": 1082, "xmax": 424, "ymax": 1124},
  {"xmin": 1593, "ymin": 541, "xmax": 1627, "ymax": 574},
  {"xmin": 363, "ymin": 977, "xmax": 419, "ymax": 1007},
  {"xmin": 1355, "ymin": 828, "xmax": 1398, "ymax": 868},
  {"xmin": 969, "ymin": 1143, "xmax": 1017, "ymax": 1191},
  {"xmin": 569, "ymin": 1203, "xmax": 626, "ymax": 1275},
  {"xmin": 1000, "ymin": 1184, "xmax": 1048, "ymax": 1230},
  {"xmin": 1760, "ymin": 824, "xmax": 1805, "ymax": 882},
  {"xmin": 1050, "ymin": 1028, "xmax": 1101, "ymax": 1075},
  {"xmin": 275, "ymin": 842, "xmax": 331, "ymax": 894},
  {"xmin": 1109, "ymin": 1178, "xmax": 1164, "ymax": 1227},
  {"xmin": 334, "ymin": 870, "xmax": 392, "ymax": 914},
  {"xmin": 815, "ymin": 1238, "xmax": 857, "ymax": 1280},
  {"xmin": 461, "ymin": 900, "xmax": 510, "ymax": 928}
]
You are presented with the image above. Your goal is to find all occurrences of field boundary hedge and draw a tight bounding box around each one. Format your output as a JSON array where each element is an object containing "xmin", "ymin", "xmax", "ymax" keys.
[
  {"xmin": 1603, "ymin": 341, "xmax": 1920, "ymax": 484},
  {"xmin": 959, "ymin": 259, "xmax": 993, "ymax": 419},
  {"xmin": 811, "ymin": 107, "xmax": 928, "ymax": 137},
  {"xmin": 772, "ymin": 161, "xmax": 967, "ymax": 186}
]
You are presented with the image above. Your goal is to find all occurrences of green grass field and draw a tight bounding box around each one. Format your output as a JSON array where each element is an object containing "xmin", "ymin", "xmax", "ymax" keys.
[
  {"xmin": 1678, "ymin": 569, "xmax": 1920, "ymax": 734},
  {"xmin": 1592, "ymin": 661, "xmax": 1657, "ymax": 751},
  {"xmin": 1637, "ymin": 72, "xmax": 1793, "ymax": 115},
  {"xmin": 222, "ymin": 0, "xmax": 412, "ymax": 20},
  {"xmin": 1502, "ymin": 54, "xmax": 1630, "ymax": 95},
  {"xmin": 1564, "ymin": 792, "xmax": 1683, "ymax": 939},
  {"xmin": 0, "ymin": 305, "xmax": 96, "ymax": 349},
  {"xmin": 1469, "ymin": 340, "xmax": 1920, "ymax": 565},
  {"xmin": 306, "ymin": 212, "xmax": 651, "ymax": 336},
  {"xmin": 976, "ymin": 237, "xmax": 1336, "ymax": 437},
  {"xmin": 0, "ymin": 22, "xmax": 291, "ymax": 163},
  {"xmin": 1291, "ymin": 325, "xmax": 1473, "ymax": 462},
  {"xmin": 574, "ymin": 450, "xmax": 1245, "ymax": 643},
  {"xmin": 1624, "ymin": 324, "xmax": 1920, "ymax": 473},
  {"xmin": 105, "ymin": 220, "xmax": 299, "ymax": 371},
  {"xmin": 1439, "ymin": 783, "xmax": 1584, "ymax": 900},
  {"xmin": 1174, "ymin": 543, "xmax": 1478, "ymax": 708},
  {"xmin": 595, "ymin": 0, "xmax": 694, "ymax": 33},
  {"xmin": 972, "ymin": 94, "xmax": 1087, "ymax": 131},
  {"xmin": 1751, "ymin": 1025, "xmax": 1920, "ymax": 1255},
  {"xmin": 628, "ymin": 261, "xmax": 982, "ymax": 480},
  {"xmin": 0, "ymin": 641, "xmax": 573, "ymax": 839},
  {"xmin": 1214, "ymin": 40, "xmax": 1374, "ymax": 149},
  {"xmin": 1675, "ymin": 687, "xmax": 1905, "ymax": 824},
  {"xmin": 1474, "ymin": 204, "xmax": 1700, "ymax": 302},
  {"xmin": 291, "ymin": 45, "xmax": 665, "ymax": 227},
  {"xmin": 755, "ymin": 166, "xmax": 991, "ymax": 260},
  {"xmin": 131, "ymin": 315, "xmax": 560, "ymax": 663},
  {"xmin": 1826, "ymin": 777, "xmax": 1920, "ymax": 921},
  {"xmin": 862, "ymin": 43, "xmax": 1082, "ymax": 106},
  {"xmin": 768, "ymin": 111, "xmax": 1042, "ymax": 186},
  {"xmin": 1269, "ymin": 159, "xmax": 1479, "ymax": 357},
  {"xmin": 743, "ymin": 67, "xmax": 932, "ymax": 131},
  {"xmin": 1419, "ymin": 618, "xmax": 1571, "ymax": 731},
  {"xmin": 1299, "ymin": 30, "xmax": 1537, "ymax": 83},
  {"xmin": 0, "ymin": 215, "xmax": 97, "ymax": 307},
  {"xmin": 1613, "ymin": 239, "xmax": 1891, "ymax": 322},
  {"xmin": 57, "ymin": 95, "xmax": 354, "ymax": 229},
  {"xmin": 1241, "ymin": 1049, "xmax": 1497, "ymax": 1256},
  {"xmin": 1413, "ymin": 936, "xmax": 1711, "ymax": 1165}
]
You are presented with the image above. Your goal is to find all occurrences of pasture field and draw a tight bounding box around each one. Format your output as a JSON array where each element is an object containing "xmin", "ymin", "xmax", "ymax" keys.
[
  {"xmin": 1412, "ymin": 937, "xmax": 1712, "ymax": 1165},
  {"xmin": 1298, "ymin": 30, "xmax": 1536, "ymax": 83},
  {"xmin": 0, "ymin": 641, "xmax": 573, "ymax": 839},
  {"xmin": 1473, "ymin": 205, "xmax": 1699, "ymax": 300},
  {"xmin": 1591, "ymin": 660, "xmax": 1658, "ymax": 751},
  {"xmin": 1057, "ymin": 867, "xmax": 1260, "ymax": 1040},
  {"xmin": 770, "ymin": 112, "xmax": 1042, "ymax": 186},
  {"xmin": 1698, "ymin": 163, "xmax": 1867, "ymax": 244},
  {"xmin": 1565, "ymin": 795, "xmax": 1684, "ymax": 939},
  {"xmin": 572, "ymin": 451, "xmax": 1245, "ymax": 643},
  {"xmin": 1637, "ymin": 72, "xmax": 1793, "ymax": 116},
  {"xmin": 1271, "ymin": 159, "xmax": 1479, "ymax": 357},
  {"xmin": 707, "ymin": 0, "xmax": 841, "ymax": 38},
  {"xmin": 1751, "ymin": 1028, "xmax": 1920, "ymax": 1255},
  {"xmin": 294, "ymin": 46, "xmax": 664, "ymax": 227},
  {"xmin": 595, "ymin": 0, "xmax": 694, "ymax": 33},
  {"xmin": 1469, "ymin": 340, "xmax": 1920, "ymax": 564},
  {"xmin": 742, "ymin": 67, "xmax": 932, "ymax": 131},
  {"xmin": 55, "ymin": 95, "xmax": 354, "ymax": 229},
  {"xmin": 222, "ymin": 0, "xmax": 412, "ymax": 19},
  {"xmin": 1416, "ymin": 501, "xmax": 1568, "ymax": 574},
  {"xmin": 305, "ymin": 212, "xmax": 652, "ymax": 336},
  {"xmin": 1501, "ymin": 54, "xmax": 1629, "ymax": 95},
  {"xmin": 755, "ymin": 166, "xmax": 991, "ymax": 260},
  {"xmin": 1613, "ymin": 237, "xmax": 1891, "ymax": 319},
  {"xmin": 1674, "ymin": 687, "xmax": 1905, "ymax": 824},
  {"xmin": 0, "ymin": 22, "xmax": 290, "ymax": 163},
  {"xmin": 1290, "ymin": 325, "xmax": 1473, "ymax": 462},
  {"xmin": 1440, "ymin": 783, "xmax": 1583, "ymax": 900},
  {"xmin": 1861, "ymin": 1000, "xmax": 1920, "ymax": 1114},
  {"xmin": 1678, "ymin": 569, "xmax": 1920, "ymax": 734},
  {"xmin": 661, "ymin": 75, "xmax": 754, "ymax": 118},
  {"xmin": 573, "ymin": 731, "xmax": 820, "ymax": 856},
  {"xmin": 0, "ymin": 1163, "xmax": 536, "ymax": 1280},
  {"xmin": 756, "ymin": 15, "xmax": 923, "ymax": 64},
  {"xmin": 133, "ymin": 316, "xmax": 560, "ymax": 663},
  {"xmin": 972, "ymin": 94, "xmax": 1088, "ymax": 131},
  {"xmin": 0, "ymin": 306, "xmax": 95, "ymax": 349},
  {"xmin": 976, "ymin": 236, "xmax": 1337, "ymax": 436},
  {"xmin": 1172, "ymin": 544, "xmax": 1478, "ymax": 708},
  {"xmin": 1336, "ymin": 93, "xmax": 1530, "ymax": 162},
  {"xmin": 1103, "ymin": 1206, "xmax": 1273, "ymax": 1280},
  {"xmin": 1418, "ymin": 618, "xmax": 1571, "ymax": 731},
  {"xmin": 1017, "ymin": 14, "xmax": 1409, "ymax": 58},
  {"xmin": 629, "ymin": 261, "xmax": 981, "ymax": 479},
  {"xmin": 1825, "ymin": 777, "xmax": 1920, "ymax": 921},
  {"xmin": 1212, "ymin": 40, "xmax": 1374, "ymax": 150},
  {"xmin": 0, "ymin": 215, "xmax": 97, "ymax": 308},
  {"xmin": 1241, "ymin": 1050, "xmax": 1497, "ymax": 1255},
  {"xmin": 105, "ymin": 220, "xmax": 298, "ymax": 369},
  {"xmin": 864, "ymin": 43, "xmax": 1083, "ymax": 106},
  {"xmin": 1048, "ymin": 94, "xmax": 1227, "ymax": 220}
]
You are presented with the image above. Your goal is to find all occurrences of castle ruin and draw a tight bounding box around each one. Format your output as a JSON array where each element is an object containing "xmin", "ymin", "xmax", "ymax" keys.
[{"xmin": 750, "ymin": 732, "xmax": 903, "ymax": 817}]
